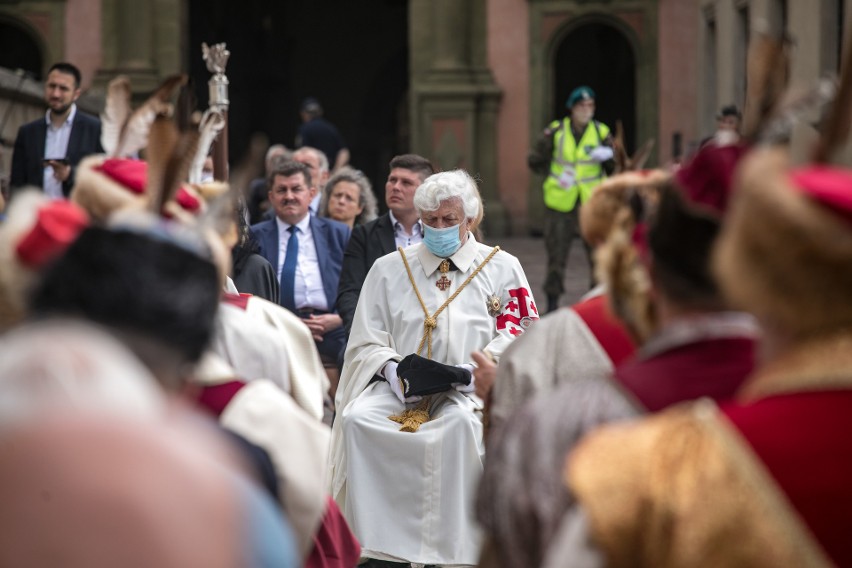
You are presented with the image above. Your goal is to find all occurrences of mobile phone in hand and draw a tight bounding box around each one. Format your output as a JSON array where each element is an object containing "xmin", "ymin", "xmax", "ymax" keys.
[{"xmin": 43, "ymin": 157, "xmax": 70, "ymax": 166}]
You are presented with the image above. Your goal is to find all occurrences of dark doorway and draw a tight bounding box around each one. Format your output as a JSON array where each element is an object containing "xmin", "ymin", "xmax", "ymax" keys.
[
  {"xmin": 554, "ymin": 22, "xmax": 636, "ymax": 154},
  {"xmin": 0, "ymin": 21, "xmax": 43, "ymax": 79},
  {"xmin": 188, "ymin": 0, "xmax": 409, "ymax": 193}
]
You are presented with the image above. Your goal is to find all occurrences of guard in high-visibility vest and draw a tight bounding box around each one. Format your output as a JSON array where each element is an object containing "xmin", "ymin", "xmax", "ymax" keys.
[{"xmin": 540, "ymin": 86, "xmax": 614, "ymax": 313}]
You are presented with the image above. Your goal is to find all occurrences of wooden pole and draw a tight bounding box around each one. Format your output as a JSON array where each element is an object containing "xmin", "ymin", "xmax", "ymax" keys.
[{"xmin": 212, "ymin": 109, "xmax": 228, "ymax": 181}]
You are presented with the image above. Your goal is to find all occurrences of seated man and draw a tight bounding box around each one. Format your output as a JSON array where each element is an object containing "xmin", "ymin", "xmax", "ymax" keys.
[
  {"xmin": 251, "ymin": 160, "xmax": 350, "ymax": 363},
  {"xmin": 330, "ymin": 170, "xmax": 537, "ymax": 567},
  {"xmin": 337, "ymin": 154, "xmax": 434, "ymax": 336}
]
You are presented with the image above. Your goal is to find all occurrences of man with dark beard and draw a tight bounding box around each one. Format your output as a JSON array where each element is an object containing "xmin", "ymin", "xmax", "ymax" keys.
[{"xmin": 10, "ymin": 62, "xmax": 103, "ymax": 198}]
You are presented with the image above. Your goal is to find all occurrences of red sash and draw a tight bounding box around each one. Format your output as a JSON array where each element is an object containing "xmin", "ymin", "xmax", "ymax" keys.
[
  {"xmin": 195, "ymin": 381, "xmax": 246, "ymax": 418},
  {"xmin": 222, "ymin": 292, "xmax": 252, "ymax": 311},
  {"xmin": 305, "ymin": 498, "xmax": 362, "ymax": 568},
  {"xmin": 572, "ymin": 295, "xmax": 635, "ymax": 366}
]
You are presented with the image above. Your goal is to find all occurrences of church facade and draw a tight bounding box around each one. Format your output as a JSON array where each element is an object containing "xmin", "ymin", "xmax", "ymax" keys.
[{"xmin": 1, "ymin": 0, "xmax": 849, "ymax": 233}]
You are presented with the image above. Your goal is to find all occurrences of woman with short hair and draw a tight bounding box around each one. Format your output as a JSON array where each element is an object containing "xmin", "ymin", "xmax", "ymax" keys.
[{"xmin": 320, "ymin": 167, "xmax": 377, "ymax": 228}]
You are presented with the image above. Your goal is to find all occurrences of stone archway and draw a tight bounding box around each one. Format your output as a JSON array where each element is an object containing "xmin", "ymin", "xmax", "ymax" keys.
[
  {"xmin": 527, "ymin": 5, "xmax": 658, "ymax": 233},
  {"xmin": 0, "ymin": 18, "xmax": 44, "ymax": 79},
  {"xmin": 553, "ymin": 22, "xmax": 636, "ymax": 154}
]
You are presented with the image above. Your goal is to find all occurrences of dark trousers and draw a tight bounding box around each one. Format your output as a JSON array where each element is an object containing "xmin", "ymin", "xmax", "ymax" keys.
[
  {"xmin": 295, "ymin": 308, "xmax": 347, "ymax": 364},
  {"xmin": 316, "ymin": 326, "xmax": 346, "ymax": 363},
  {"xmin": 543, "ymin": 206, "xmax": 593, "ymax": 298}
]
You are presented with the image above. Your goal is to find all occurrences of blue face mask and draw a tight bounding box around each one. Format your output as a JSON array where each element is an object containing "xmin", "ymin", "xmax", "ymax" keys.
[{"xmin": 423, "ymin": 223, "xmax": 463, "ymax": 258}]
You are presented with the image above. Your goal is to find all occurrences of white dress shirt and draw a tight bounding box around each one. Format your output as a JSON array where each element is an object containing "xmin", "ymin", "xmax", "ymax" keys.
[
  {"xmin": 389, "ymin": 210, "xmax": 423, "ymax": 249},
  {"xmin": 309, "ymin": 193, "xmax": 321, "ymax": 216},
  {"xmin": 43, "ymin": 104, "xmax": 77, "ymax": 199},
  {"xmin": 276, "ymin": 215, "xmax": 329, "ymax": 311}
]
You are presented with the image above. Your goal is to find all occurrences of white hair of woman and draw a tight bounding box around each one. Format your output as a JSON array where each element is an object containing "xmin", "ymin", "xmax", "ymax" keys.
[{"xmin": 413, "ymin": 169, "xmax": 483, "ymax": 219}]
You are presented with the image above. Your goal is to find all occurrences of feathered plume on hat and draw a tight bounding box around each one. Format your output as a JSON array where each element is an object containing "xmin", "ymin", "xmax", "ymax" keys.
[
  {"xmin": 66, "ymin": 71, "xmax": 254, "ymax": 298},
  {"xmin": 70, "ymin": 74, "xmax": 225, "ymax": 224},
  {"xmin": 71, "ymin": 75, "xmax": 185, "ymax": 220},
  {"xmin": 713, "ymin": 27, "xmax": 852, "ymax": 339}
]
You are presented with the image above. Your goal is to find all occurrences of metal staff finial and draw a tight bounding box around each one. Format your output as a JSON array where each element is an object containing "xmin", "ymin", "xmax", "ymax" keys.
[
  {"xmin": 202, "ymin": 42, "xmax": 230, "ymax": 181},
  {"xmin": 202, "ymin": 42, "xmax": 230, "ymax": 109}
]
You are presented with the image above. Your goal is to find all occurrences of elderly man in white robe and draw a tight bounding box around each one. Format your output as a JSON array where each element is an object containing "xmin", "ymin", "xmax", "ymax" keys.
[{"xmin": 330, "ymin": 170, "xmax": 537, "ymax": 567}]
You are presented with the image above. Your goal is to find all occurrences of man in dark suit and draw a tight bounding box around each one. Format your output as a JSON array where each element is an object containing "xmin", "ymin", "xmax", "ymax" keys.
[
  {"xmin": 10, "ymin": 62, "xmax": 103, "ymax": 198},
  {"xmin": 296, "ymin": 98, "xmax": 349, "ymax": 173},
  {"xmin": 250, "ymin": 160, "xmax": 350, "ymax": 362},
  {"xmin": 337, "ymin": 154, "xmax": 435, "ymax": 335}
]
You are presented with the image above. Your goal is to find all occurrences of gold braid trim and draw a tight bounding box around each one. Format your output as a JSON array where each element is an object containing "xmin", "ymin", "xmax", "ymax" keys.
[
  {"xmin": 398, "ymin": 245, "xmax": 501, "ymax": 359},
  {"xmin": 390, "ymin": 245, "xmax": 501, "ymax": 432}
]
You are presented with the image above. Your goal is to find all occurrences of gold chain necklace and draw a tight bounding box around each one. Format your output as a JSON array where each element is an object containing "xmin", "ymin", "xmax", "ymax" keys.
[{"xmin": 391, "ymin": 244, "xmax": 501, "ymax": 432}]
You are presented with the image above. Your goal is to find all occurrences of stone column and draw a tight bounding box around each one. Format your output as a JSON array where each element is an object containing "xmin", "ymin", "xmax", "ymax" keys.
[
  {"xmin": 117, "ymin": 3, "xmax": 154, "ymax": 71},
  {"xmin": 410, "ymin": 0, "xmax": 507, "ymax": 236},
  {"xmin": 714, "ymin": 0, "xmax": 738, "ymax": 109},
  {"xmin": 433, "ymin": 0, "xmax": 468, "ymax": 71},
  {"xmin": 94, "ymin": 0, "xmax": 182, "ymax": 97}
]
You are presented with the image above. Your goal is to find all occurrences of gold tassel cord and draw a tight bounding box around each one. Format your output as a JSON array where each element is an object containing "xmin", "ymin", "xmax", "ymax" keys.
[
  {"xmin": 398, "ymin": 245, "xmax": 501, "ymax": 359},
  {"xmin": 389, "ymin": 245, "xmax": 501, "ymax": 432},
  {"xmin": 389, "ymin": 398, "xmax": 432, "ymax": 432}
]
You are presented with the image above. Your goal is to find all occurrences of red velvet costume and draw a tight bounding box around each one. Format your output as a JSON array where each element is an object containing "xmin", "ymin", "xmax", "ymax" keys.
[
  {"xmin": 614, "ymin": 316, "xmax": 757, "ymax": 412},
  {"xmin": 724, "ymin": 390, "xmax": 852, "ymax": 566},
  {"xmin": 195, "ymin": 376, "xmax": 361, "ymax": 568},
  {"xmin": 572, "ymin": 294, "xmax": 635, "ymax": 367},
  {"xmin": 196, "ymin": 295, "xmax": 360, "ymax": 568}
]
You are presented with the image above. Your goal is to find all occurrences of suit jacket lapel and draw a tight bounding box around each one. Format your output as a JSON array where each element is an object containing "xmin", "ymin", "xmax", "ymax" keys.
[
  {"xmin": 261, "ymin": 221, "xmax": 280, "ymax": 271},
  {"xmin": 34, "ymin": 121, "xmax": 47, "ymax": 162},
  {"xmin": 310, "ymin": 218, "xmax": 333, "ymax": 306},
  {"xmin": 66, "ymin": 114, "xmax": 83, "ymax": 159},
  {"xmin": 378, "ymin": 213, "xmax": 396, "ymax": 255}
]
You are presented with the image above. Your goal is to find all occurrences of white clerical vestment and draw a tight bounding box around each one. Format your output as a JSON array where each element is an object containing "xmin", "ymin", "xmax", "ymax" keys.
[
  {"xmin": 330, "ymin": 234, "xmax": 537, "ymax": 566},
  {"xmin": 212, "ymin": 296, "xmax": 329, "ymax": 421}
]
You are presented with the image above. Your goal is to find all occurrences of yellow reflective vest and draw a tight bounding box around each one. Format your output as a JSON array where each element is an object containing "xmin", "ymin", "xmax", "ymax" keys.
[{"xmin": 542, "ymin": 118, "xmax": 610, "ymax": 212}]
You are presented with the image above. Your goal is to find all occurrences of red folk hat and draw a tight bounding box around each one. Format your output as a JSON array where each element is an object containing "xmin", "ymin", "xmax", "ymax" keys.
[
  {"xmin": 73, "ymin": 156, "xmax": 203, "ymax": 221},
  {"xmin": 95, "ymin": 158, "xmax": 148, "ymax": 194},
  {"xmin": 15, "ymin": 200, "xmax": 89, "ymax": 268},
  {"xmin": 674, "ymin": 143, "xmax": 750, "ymax": 217},
  {"xmin": 713, "ymin": 148, "xmax": 852, "ymax": 339},
  {"xmin": 790, "ymin": 165, "xmax": 852, "ymax": 225}
]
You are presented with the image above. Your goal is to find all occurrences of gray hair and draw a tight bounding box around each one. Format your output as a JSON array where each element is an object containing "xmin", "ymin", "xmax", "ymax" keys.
[
  {"xmin": 293, "ymin": 146, "xmax": 329, "ymax": 173},
  {"xmin": 264, "ymin": 144, "xmax": 292, "ymax": 174},
  {"xmin": 413, "ymin": 169, "xmax": 482, "ymax": 220},
  {"xmin": 320, "ymin": 167, "xmax": 378, "ymax": 226}
]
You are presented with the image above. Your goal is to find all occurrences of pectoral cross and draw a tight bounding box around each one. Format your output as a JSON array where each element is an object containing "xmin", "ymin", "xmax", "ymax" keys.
[{"xmin": 435, "ymin": 259, "xmax": 452, "ymax": 291}]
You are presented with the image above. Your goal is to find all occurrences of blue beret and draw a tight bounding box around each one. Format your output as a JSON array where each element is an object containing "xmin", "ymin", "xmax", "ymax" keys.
[{"xmin": 566, "ymin": 86, "xmax": 595, "ymax": 109}]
